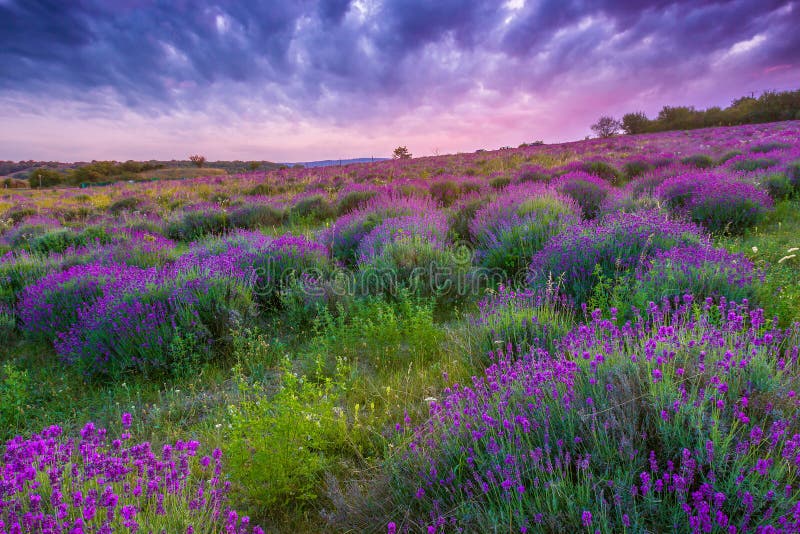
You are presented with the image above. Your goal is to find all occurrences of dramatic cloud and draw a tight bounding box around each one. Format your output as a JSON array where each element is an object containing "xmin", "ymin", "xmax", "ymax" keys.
[{"xmin": 0, "ymin": 0, "xmax": 798, "ymax": 161}]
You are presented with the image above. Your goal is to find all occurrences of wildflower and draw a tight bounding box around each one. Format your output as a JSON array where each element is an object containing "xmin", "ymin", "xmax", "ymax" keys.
[{"xmin": 582, "ymin": 510, "xmax": 592, "ymax": 527}]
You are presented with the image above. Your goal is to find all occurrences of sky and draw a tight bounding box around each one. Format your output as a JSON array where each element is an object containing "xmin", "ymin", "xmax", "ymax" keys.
[{"xmin": 0, "ymin": 0, "xmax": 798, "ymax": 163}]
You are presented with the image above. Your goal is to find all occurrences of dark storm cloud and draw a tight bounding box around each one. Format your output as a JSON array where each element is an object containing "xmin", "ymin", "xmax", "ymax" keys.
[{"xmin": 0, "ymin": 0, "xmax": 797, "ymax": 117}]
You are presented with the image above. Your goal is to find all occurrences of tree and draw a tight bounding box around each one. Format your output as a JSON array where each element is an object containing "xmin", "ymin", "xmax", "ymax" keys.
[
  {"xmin": 28, "ymin": 168, "xmax": 64, "ymax": 188},
  {"xmin": 248, "ymin": 161, "xmax": 262, "ymax": 172},
  {"xmin": 621, "ymin": 112, "xmax": 650, "ymax": 135},
  {"xmin": 392, "ymin": 146, "xmax": 412, "ymax": 159},
  {"xmin": 590, "ymin": 116, "xmax": 622, "ymax": 138},
  {"xmin": 189, "ymin": 155, "xmax": 206, "ymax": 168}
]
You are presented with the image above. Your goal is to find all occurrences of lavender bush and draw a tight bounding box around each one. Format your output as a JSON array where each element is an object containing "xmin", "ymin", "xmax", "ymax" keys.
[
  {"xmin": 0, "ymin": 415, "xmax": 263, "ymax": 533},
  {"xmin": 632, "ymin": 244, "xmax": 762, "ymax": 311},
  {"xmin": 529, "ymin": 210, "xmax": 706, "ymax": 304},
  {"xmin": 470, "ymin": 184, "xmax": 579, "ymax": 277},
  {"xmin": 656, "ymin": 173, "xmax": 773, "ymax": 234},
  {"xmin": 384, "ymin": 297, "xmax": 800, "ymax": 532}
]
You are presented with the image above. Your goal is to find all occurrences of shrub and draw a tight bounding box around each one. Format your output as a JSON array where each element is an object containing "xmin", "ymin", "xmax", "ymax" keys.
[
  {"xmin": 749, "ymin": 142, "xmax": 790, "ymax": 153},
  {"xmin": 632, "ymin": 244, "xmax": 761, "ymax": 311},
  {"xmin": 247, "ymin": 182, "xmax": 276, "ymax": 196},
  {"xmin": 93, "ymin": 230, "xmax": 178, "ymax": 268},
  {"xmin": 718, "ymin": 150, "xmax": 742, "ymax": 164},
  {"xmin": 0, "ymin": 362, "xmax": 28, "ymax": 436},
  {"xmin": 655, "ymin": 173, "xmax": 773, "ymax": 234},
  {"xmin": 336, "ymin": 188, "xmax": 378, "ymax": 215},
  {"xmin": 322, "ymin": 194, "xmax": 437, "ymax": 264},
  {"xmin": 2, "ymin": 217, "xmax": 61, "ymax": 249},
  {"xmin": 0, "ymin": 417, "xmax": 262, "ymax": 533},
  {"xmin": 381, "ymin": 298, "xmax": 800, "ymax": 532},
  {"xmin": 0, "ymin": 251, "xmax": 58, "ymax": 309},
  {"xmin": 622, "ymin": 159, "xmax": 652, "ymax": 180},
  {"xmin": 290, "ymin": 194, "xmax": 335, "ymax": 222},
  {"xmin": 357, "ymin": 213, "xmax": 449, "ymax": 263},
  {"xmin": 428, "ymin": 180, "xmax": 462, "ymax": 207},
  {"xmin": 470, "ymin": 184, "xmax": 580, "ymax": 278},
  {"xmin": 226, "ymin": 358, "xmax": 356, "ymax": 516},
  {"xmin": 730, "ymin": 157, "xmax": 779, "ymax": 173},
  {"xmin": 0, "ymin": 303, "xmax": 16, "ymax": 345},
  {"xmin": 513, "ymin": 165, "xmax": 549, "ymax": 184},
  {"xmin": 229, "ymin": 203, "xmax": 284, "ymax": 229},
  {"xmin": 529, "ymin": 210, "xmax": 705, "ymax": 304},
  {"xmin": 489, "ymin": 176, "xmax": 512, "ymax": 189},
  {"xmin": 249, "ymin": 234, "xmax": 331, "ymax": 308},
  {"xmin": 553, "ymin": 171, "xmax": 615, "ymax": 219},
  {"xmin": 108, "ymin": 195, "xmax": 145, "ymax": 215},
  {"xmin": 448, "ymin": 194, "xmax": 490, "ymax": 243},
  {"xmin": 54, "ymin": 268, "xmax": 253, "ymax": 379},
  {"xmin": 471, "ymin": 286, "xmax": 574, "ymax": 357},
  {"xmin": 680, "ymin": 153, "xmax": 714, "ymax": 168},
  {"xmin": 582, "ymin": 159, "xmax": 623, "ymax": 185},
  {"xmin": 167, "ymin": 208, "xmax": 229, "ymax": 241},
  {"xmin": 18, "ymin": 263, "xmax": 127, "ymax": 344},
  {"xmin": 762, "ymin": 172, "xmax": 794, "ymax": 200},
  {"xmin": 4, "ymin": 207, "xmax": 37, "ymax": 224},
  {"xmin": 357, "ymin": 237, "xmax": 472, "ymax": 303},
  {"xmin": 787, "ymin": 161, "xmax": 800, "ymax": 189}
]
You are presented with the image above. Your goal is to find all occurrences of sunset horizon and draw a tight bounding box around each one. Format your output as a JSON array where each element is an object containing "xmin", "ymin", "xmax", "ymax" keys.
[{"xmin": 2, "ymin": 1, "xmax": 798, "ymax": 162}]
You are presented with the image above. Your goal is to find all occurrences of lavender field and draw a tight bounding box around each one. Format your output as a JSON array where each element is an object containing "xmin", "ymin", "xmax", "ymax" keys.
[{"xmin": 0, "ymin": 121, "xmax": 799, "ymax": 532}]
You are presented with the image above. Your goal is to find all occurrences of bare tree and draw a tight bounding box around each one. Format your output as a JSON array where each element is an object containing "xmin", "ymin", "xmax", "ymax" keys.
[{"xmin": 590, "ymin": 116, "xmax": 622, "ymax": 138}]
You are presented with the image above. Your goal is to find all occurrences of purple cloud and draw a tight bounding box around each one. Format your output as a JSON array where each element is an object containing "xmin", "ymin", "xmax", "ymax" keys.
[{"xmin": 0, "ymin": 0, "xmax": 797, "ymax": 160}]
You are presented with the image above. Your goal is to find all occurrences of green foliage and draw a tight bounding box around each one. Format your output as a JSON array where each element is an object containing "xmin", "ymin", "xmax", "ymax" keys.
[
  {"xmin": 289, "ymin": 194, "xmax": 335, "ymax": 222},
  {"xmin": 750, "ymin": 142, "xmax": 791, "ymax": 153},
  {"xmin": 428, "ymin": 181, "xmax": 462, "ymax": 207},
  {"xmin": 66, "ymin": 160, "xmax": 163, "ymax": 185},
  {"xmin": 392, "ymin": 146, "xmax": 412, "ymax": 159},
  {"xmin": 27, "ymin": 168, "xmax": 64, "ymax": 188},
  {"xmin": 731, "ymin": 158, "xmax": 778, "ymax": 172},
  {"xmin": 228, "ymin": 203, "xmax": 284, "ymax": 230},
  {"xmin": 357, "ymin": 238, "xmax": 472, "ymax": 304},
  {"xmin": 336, "ymin": 189, "xmax": 378, "ymax": 215},
  {"xmin": 489, "ymin": 176, "xmax": 511, "ymax": 189},
  {"xmin": 762, "ymin": 172, "xmax": 794, "ymax": 200},
  {"xmin": 787, "ymin": 161, "xmax": 800, "ymax": 188},
  {"xmin": 616, "ymin": 89, "xmax": 800, "ymax": 133},
  {"xmin": 587, "ymin": 263, "xmax": 634, "ymax": 319},
  {"xmin": 247, "ymin": 183, "xmax": 276, "ymax": 196},
  {"xmin": 582, "ymin": 160, "xmax": 623, "ymax": 185},
  {"xmin": 622, "ymin": 159, "xmax": 652, "ymax": 180},
  {"xmin": 722, "ymin": 200, "xmax": 800, "ymax": 326},
  {"xmin": 448, "ymin": 196, "xmax": 490, "ymax": 242},
  {"xmin": 108, "ymin": 196, "xmax": 144, "ymax": 214},
  {"xmin": 0, "ymin": 362, "xmax": 30, "ymax": 437},
  {"xmin": 304, "ymin": 293, "xmax": 445, "ymax": 372},
  {"xmin": 167, "ymin": 210, "xmax": 229, "ymax": 241},
  {"xmin": 621, "ymin": 111, "xmax": 650, "ymax": 134},
  {"xmin": 681, "ymin": 153, "xmax": 715, "ymax": 168},
  {"xmin": 226, "ymin": 357, "xmax": 357, "ymax": 516},
  {"xmin": 473, "ymin": 291, "xmax": 574, "ymax": 358}
]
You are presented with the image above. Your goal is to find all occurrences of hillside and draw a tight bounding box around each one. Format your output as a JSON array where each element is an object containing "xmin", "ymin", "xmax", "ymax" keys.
[{"xmin": 0, "ymin": 121, "xmax": 799, "ymax": 532}]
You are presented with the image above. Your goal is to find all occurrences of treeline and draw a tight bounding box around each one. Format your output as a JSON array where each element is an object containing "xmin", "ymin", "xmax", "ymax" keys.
[
  {"xmin": 621, "ymin": 89, "xmax": 800, "ymax": 134},
  {"xmin": 27, "ymin": 161, "xmax": 166, "ymax": 188},
  {"xmin": 8, "ymin": 159, "xmax": 284, "ymax": 189}
]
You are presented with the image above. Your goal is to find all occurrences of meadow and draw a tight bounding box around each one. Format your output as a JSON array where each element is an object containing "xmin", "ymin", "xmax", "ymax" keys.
[{"xmin": 1, "ymin": 121, "xmax": 800, "ymax": 533}]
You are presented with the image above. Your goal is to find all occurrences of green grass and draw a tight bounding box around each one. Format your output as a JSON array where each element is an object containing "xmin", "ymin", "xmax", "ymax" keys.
[{"xmin": 719, "ymin": 200, "xmax": 800, "ymax": 325}]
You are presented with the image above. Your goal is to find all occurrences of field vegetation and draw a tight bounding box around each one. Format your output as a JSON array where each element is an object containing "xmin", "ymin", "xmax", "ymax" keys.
[{"xmin": 1, "ymin": 120, "xmax": 799, "ymax": 532}]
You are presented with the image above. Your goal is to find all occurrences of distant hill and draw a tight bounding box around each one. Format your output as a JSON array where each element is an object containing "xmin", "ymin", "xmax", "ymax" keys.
[{"xmin": 285, "ymin": 157, "xmax": 388, "ymax": 168}]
